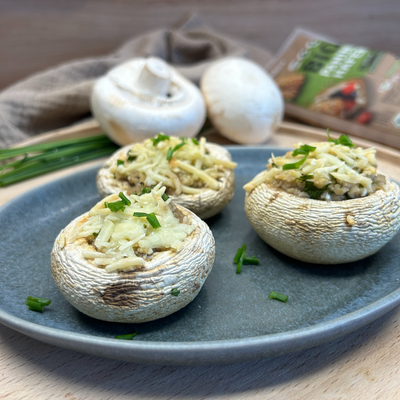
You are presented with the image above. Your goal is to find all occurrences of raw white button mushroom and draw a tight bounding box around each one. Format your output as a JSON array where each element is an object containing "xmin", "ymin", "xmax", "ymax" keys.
[
  {"xmin": 200, "ymin": 57, "xmax": 284, "ymax": 144},
  {"xmin": 244, "ymin": 174, "xmax": 400, "ymax": 264},
  {"xmin": 91, "ymin": 57, "xmax": 206, "ymax": 145},
  {"xmin": 51, "ymin": 203, "xmax": 215, "ymax": 323}
]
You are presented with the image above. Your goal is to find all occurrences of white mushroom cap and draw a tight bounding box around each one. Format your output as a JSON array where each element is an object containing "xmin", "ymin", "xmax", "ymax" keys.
[
  {"xmin": 51, "ymin": 204, "xmax": 215, "ymax": 323},
  {"xmin": 245, "ymin": 174, "xmax": 400, "ymax": 264},
  {"xmin": 200, "ymin": 57, "xmax": 284, "ymax": 144},
  {"xmin": 91, "ymin": 57, "xmax": 206, "ymax": 146}
]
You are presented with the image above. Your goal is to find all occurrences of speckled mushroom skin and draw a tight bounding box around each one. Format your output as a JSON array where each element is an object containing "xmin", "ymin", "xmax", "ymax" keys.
[
  {"xmin": 244, "ymin": 173, "xmax": 400, "ymax": 264},
  {"xmin": 96, "ymin": 143, "xmax": 235, "ymax": 219},
  {"xmin": 51, "ymin": 204, "xmax": 215, "ymax": 323}
]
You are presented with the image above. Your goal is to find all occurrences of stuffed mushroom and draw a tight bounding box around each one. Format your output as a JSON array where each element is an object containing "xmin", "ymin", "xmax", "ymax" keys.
[
  {"xmin": 51, "ymin": 185, "xmax": 215, "ymax": 323},
  {"xmin": 97, "ymin": 135, "xmax": 237, "ymax": 219},
  {"xmin": 244, "ymin": 134, "xmax": 400, "ymax": 264}
]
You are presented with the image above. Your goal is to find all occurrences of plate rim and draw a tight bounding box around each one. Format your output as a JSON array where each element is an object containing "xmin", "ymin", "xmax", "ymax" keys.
[{"xmin": 1, "ymin": 146, "xmax": 400, "ymax": 364}]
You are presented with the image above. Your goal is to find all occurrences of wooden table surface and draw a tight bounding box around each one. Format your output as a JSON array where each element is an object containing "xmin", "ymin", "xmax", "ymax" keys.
[{"xmin": 1, "ymin": 123, "xmax": 400, "ymax": 399}]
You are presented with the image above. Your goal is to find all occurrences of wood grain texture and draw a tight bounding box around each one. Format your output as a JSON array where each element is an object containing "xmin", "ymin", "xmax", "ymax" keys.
[{"xmin": 1, "ymin": 0, "xmax": 400, "ymax": 90}]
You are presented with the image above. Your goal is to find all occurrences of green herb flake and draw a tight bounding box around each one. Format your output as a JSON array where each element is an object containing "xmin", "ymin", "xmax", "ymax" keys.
[
  {"xmin": 93, "ymin": 232, "xmax": 99, "ymax": 237},
  {"xmin": 271, "ymin": 162, "xmax": 278, "ymax": 168},
  {"xmin": 105, "ymin": 200, "xmax": 126, "ymax": 213},
  {"xmin": 139, "ymin": 187, "xmax": 152, "ymax": 196},
  {"xmin": 171, "ymin": 288, "xmax": 180, "ymax": 296},
  {"xmin": 118, "ymin": 192, "xmax": 131, "ymax": 206},
  {"xmin": 243, "ymin": 256, "xmax": 259, "ymax": 265},
  {"xmin": 167, "ymin": 141, "xmax": 186, "ymax": 161},
  {"xmin": 133, "ymin": 212, "xmax": 161, "ymax": 229},
  {"xmin": 151, "ymin": 133, "xmax": 170, "ymax": 146},
  {"xmin": 26, "ymin": 296, "xmax": 51, "ymax": 312},
  {"xmin": 292, "ymin": 144, "xmax": 316, "ymax": 157},
  {"xmin": 162, "ymin": 193, "xmax": 169, "ymax": 201},
  {"xmin": 115, "ymin": 332, "xmax": 137, "ymax": 340},
  {"xmin": 233, "ymin": 244, "xmax": 247, "ymax": 264},
  {"xmin": 127, "ymin": 153, "xmax": 137, "ymax": 162},
  {"xmin": 117, "ymin": 159, "xmax": 124, "ymax": 166},
  {"xmin": 236, "ymin": 250, "xmax": 247, "ymax": 274},
  {"xmin": 327, "ymin": 129, "xmax": 356, "ymax": 148},
  {"xmin": 303, "ymin": 181, "xmax": 330, "ymax": 200},
  {"xmin": 268, "ymin": 291, "xmax": 288, "ymax": 302},
  {"xmin": 282, "ymin": 154, "xmax": 309, "ymax": 170},
  {"xmin": 296, "ymin": 174, "xmax": 314, "ymax": 182},
  {"xmin": 192, "ymin": 138, "xmax": 199, "ymax": 145}
]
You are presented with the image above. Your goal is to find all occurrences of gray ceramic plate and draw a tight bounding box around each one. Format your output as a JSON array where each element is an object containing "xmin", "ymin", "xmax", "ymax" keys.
[{"xmin": 1, "ymin": 146, "xmax": 400, "ymax": 365}]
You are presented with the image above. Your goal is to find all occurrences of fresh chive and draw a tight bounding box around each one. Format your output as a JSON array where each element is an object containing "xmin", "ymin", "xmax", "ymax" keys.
[
  {"xmin": 192, "ymin": 138, "xmax": 199, "ymax": 145},
  {"xmin": 117, "ymin": 159, "xmax": 124, "ymax": 166},
  {"xmin": 105, "ymin": 200, "xmax": 126, "ymax": 213},
  {"xmin": 233, "ymin": 244, "xmax": 247, "ymax": 264},
  {"xmin": 139, "ymin": 187, "xmax": 151, "ymax": 196},
  {"xmin": 118, "ymin": 192, "xmax": 131, "ymax": 206},
  {"xmin": 133, "ymin": 212, "xmax": 161, "ymax": 229},
  {"xmin": 171, "ymin": 288, "xmax": 180, "ymax": 296},
  {"xmin": 26, "ymin": 296, "xmax": 51, "ymax": 312},
  {"xmin": 243, "ymin": 256, "xmax": 259, "ymax": 265},
  {"xmin": 292, "ymin": 144, "xmax": 316, "ymax": 157},
  {"xmin": 236, "ymin": 250, "xmax": 247, "ymax": 274},
  {"xmin": 296, "ymin": 174, "xmax": 314, "ymax": 182},
  {"xmin": 327, "ymin": 129, "xmax": 356, "ymax": 148},
  {"xmin": 167, "ymin": 142, "xmax": 186, "ymax": 161},
  {"xmin": 115, "ymin": 332, "xmax": 137, "ymax": 340},
  {"xmin": 282, "ymin": 154, "xmax": 309, "ymax": 170},
  {"xmin": 151, "ymin": 133, "xmax": 170, "ymax": 146},
  {"xmin": 162, "ymin": 193, "xmax": 169, "ymax": 201},
  {"xmin": 268, "ymin": 291, "xmax": 288, "ymax": 302},
  {"xmin": 0, "ymin": 145, "xmax": 118, "ymax": 187}
]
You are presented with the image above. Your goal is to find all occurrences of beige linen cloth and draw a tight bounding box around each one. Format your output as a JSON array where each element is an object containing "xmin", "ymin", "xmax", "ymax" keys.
[{"xmin": 0, "ymin": 14, "xmax": 272, "ymax": 149}]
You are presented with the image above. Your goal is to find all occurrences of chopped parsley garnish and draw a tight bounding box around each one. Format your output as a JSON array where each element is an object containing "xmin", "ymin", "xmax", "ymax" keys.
[
  {"xmin": 151, "ymin": 133, "xmax": 170, "ymax": 146},
  {"xmin": 327, "ymin": 129, "xmax": 355, "ymax": 148},
  {"xmin": 171, "ymin": 288, "xmax": 180, "ymax": 296},
  {"xmin": 192, "ymin": 138, "xmax": 199, "ymax": 145},
  {"xmin": 117, "ymin": 159, "xmax": 124, "ymax": 166},
  {"xmin": 115, "ymin": 332, "xmax": 137, "ymax": 340},
  {"xmin": 92, "ymin": 232, "xmax": 99, "ymax": 237},
  {"xmin": 167, "ymin": 141, "xmax": 186, "ymax": 161},
  {"xmin": 268, "ymin": 291, "xmax": 288, "ymax": 302},
  {"xmin": 133, "ymin": 212, "xmax": 161, "ymax": 229},
  {"xmin": 162, "ymin": 193, "xmax": 169, "ymax": 201},
  {"xmin": 303, "ymin": 181, "xmax": 330, "ymax": 199},
  {"xmin": 296, "ymin": 174, "xmax": 314, "ymax": 182},
  {"xmin": 26, "ymin": 296, "xmax": 51, "ymax": 312}
]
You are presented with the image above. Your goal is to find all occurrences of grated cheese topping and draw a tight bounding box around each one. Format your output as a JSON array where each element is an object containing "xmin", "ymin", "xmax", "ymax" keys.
[
  {"xmin": 68, "ymin": 184, "xmax": 195, "ymax": 272},
  {"xmin": 244, "ymin": 141, "xmax": 386, "ymax": 201},
  {"xmin": 108, "ymin": 135, "xmax": 237, "ymax": 195}
]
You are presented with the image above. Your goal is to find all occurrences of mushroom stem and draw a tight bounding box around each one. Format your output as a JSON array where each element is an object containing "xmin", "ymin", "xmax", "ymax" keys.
[{"xmin": 135, "ymin": 57, "xmax": 171, "ymax": 98}]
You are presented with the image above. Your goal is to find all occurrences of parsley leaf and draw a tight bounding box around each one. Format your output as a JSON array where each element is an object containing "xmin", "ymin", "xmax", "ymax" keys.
[
  {"xmin": 282, "ymin": 154, "xmax": 309, "ymax": 170},
  {"xmin": 327, "ymin": 129, "xmax": 355, "ymax": 148},
  {"xmin": 292, "ymin": 144, "xmax": 316, "ymax": 156},
  {"xmin": 105, "ymin": 200, "xmax": 126, "ymax": 213},
  {"xmin": 192, "ymin": 138, "xmax": 199, "ymax": 145},
  {"xmin": 171, "ymin": 288, "xmax": 180, "ymax": 296},
  {"xmin": 117, "ymin": 159, "xmax": 124, "ymax": 166}
]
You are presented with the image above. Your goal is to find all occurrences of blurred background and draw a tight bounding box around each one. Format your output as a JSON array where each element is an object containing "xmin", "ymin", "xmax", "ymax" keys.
[{"xmin": 1, "ymin": 0, "xmax": 399, "ymax": 90}]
